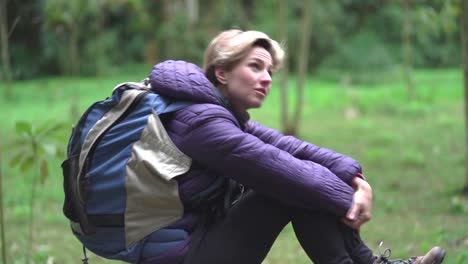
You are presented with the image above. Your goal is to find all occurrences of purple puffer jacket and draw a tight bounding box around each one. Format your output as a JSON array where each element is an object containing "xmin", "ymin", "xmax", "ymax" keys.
[{"xmin": 146, "ymin": 60, "xmax": 361, "ymax": 262}]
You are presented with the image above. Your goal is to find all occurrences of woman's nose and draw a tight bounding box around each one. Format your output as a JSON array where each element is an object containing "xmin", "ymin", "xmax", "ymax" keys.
[{"xmin": 260, "ymin": 70, "xmax": 272, "ymax": 86}]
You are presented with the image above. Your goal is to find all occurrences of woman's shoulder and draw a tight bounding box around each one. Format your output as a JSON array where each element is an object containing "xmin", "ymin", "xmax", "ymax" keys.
[
  {"xmin": 181, "ymin": 103, "xmax": 228, "ymax": 114},
  {"xmin": 149, "ymin": 60, "xmax": 221, "ymax": 105},
  {"xmin": 174, "ymin": 103, "xmax": 238, "ymax": 124}
]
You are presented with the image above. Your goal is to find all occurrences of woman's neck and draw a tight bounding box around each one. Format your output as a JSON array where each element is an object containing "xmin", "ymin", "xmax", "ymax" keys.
[{"xmin": 213, "ymin": 86, "xmax": 250, "ymax": 126}]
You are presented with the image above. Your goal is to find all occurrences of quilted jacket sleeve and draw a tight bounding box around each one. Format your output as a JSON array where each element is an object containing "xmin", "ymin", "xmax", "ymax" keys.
[
  {"xmin": 176, "ymin": 105, "xmax": 354, "ymax": 217},
  {"xmin": 245, "ymin": 121, "xmax": 362, "ymax": 185}
]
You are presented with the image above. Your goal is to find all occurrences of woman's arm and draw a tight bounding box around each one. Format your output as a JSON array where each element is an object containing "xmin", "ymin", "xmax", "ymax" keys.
[
  {"xmin": 176, "ymin": 104, "xmax": 355, "ymax": 217},
  {"xmin": 245, "ymin": 121, "xmax": 362, "ymax": 185}
]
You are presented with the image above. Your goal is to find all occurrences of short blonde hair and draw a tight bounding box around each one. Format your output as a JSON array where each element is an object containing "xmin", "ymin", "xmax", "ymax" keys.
[{"xmin": 204, "ymin": 29, "xmax": 285, "ymax": 85}]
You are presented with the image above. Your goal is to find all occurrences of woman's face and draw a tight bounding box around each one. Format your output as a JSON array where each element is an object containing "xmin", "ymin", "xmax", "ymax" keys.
[{"xmin": 216, "ymin": 46, "xmax": 273, "ymax": 112}]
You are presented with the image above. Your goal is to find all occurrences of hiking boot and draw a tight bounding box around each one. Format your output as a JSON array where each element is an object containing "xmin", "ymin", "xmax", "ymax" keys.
[{"xmin": 373, "ymin": 242, "xmax": 446, "ymax": 264}]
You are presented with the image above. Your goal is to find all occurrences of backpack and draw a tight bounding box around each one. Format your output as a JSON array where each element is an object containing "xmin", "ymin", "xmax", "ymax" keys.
[{"xmin": 61, "ymin": 79, "xmax": 227, "ymax": 262}]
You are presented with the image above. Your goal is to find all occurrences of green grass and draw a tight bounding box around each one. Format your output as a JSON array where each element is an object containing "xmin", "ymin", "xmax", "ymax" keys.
[{"xmin": 0, "ymin": 67, "xmax": 467, "ymax": 264}]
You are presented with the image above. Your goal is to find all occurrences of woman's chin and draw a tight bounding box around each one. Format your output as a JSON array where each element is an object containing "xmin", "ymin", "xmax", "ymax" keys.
[
  {"xmin": 237, "ymin": 99, "xmax": 265, "ymax": 111},
  {"xmin": 248, "ymin": 102, "xmax": 263, "ymax": 110}
]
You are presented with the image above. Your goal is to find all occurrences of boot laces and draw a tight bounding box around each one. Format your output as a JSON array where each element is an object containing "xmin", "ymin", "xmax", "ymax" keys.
[{"xmin": 376, "ymin": 241, "xmax": 417, "ymax": 264}]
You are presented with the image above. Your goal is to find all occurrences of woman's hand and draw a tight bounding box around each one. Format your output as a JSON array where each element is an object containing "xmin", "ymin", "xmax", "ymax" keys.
[{"xmin": 341, "ymin": 176, "xmax": 373, "ymax": 230}]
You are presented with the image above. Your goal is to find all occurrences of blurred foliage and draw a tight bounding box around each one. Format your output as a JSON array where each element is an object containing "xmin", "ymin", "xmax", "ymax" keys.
[
  {"xmin": 450, "ymin": 195, "xmax": 468, "ymax": 214},
  {"xmin": 9, "ymin": 120, "xmax": 68, "ymax": 262},
  {"xmin": 0, "ymin": 0, "xmax": 462, "ymax": 82},
  {"xmin": 0, "ymin": 137, "xmax": 6, "ymax": 264},
  {"xmin": 317, "ymin": 31, "xmax": 398, "ymax": 84}
]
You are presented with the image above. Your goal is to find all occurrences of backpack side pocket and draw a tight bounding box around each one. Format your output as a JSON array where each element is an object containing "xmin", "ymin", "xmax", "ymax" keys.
[{"xmin": 62, "ymin": 155, "xmax": 95, "ymax": 234}]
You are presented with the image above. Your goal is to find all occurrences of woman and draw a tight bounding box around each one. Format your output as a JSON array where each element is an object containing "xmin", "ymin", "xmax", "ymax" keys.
[{"xmin": 142, "ymin": 29, "xmax": 446, "ymax": 264}]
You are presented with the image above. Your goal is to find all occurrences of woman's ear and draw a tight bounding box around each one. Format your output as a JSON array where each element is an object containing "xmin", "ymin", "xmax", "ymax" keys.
[{"xmin": 214, "ymin": 68, "xmax": 228, "ymax": 85}]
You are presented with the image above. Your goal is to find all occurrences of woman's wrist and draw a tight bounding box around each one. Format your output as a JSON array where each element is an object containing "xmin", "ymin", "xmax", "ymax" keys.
[
  {"xmin": 355, "ymin": 172, "xmax": 366, "ymax": 180},
  {"xmin": 351, "ymin": 176, "xmax": 370, "ymax": 191}
]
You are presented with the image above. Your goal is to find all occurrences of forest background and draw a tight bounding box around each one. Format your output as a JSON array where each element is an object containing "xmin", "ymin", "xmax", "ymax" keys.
[{"xmin": 0, "ymin": 0, "xmax": 467, "ymax": 263}]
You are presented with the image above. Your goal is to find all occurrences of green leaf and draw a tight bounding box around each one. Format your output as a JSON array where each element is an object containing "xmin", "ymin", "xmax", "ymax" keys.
[
  {"xmin": 37, "ymin": 121, "xmax": 69, "ymax": 139},
  {"xmin": 15, "ymin": 121, "xmax": 33, "ymax": 136},
  {"xmin": 41, "ymin": 143, "xmax": 57, "ymax": 157},
  {"xmin": 9, "ymin": 152, "xmax": 25, "ymax": 167},
  {"xmin": 19, "ymin": 156, "xmax": 34, "ymax": 173},
  {"xmin": 40, "ymin": 160, "xmax": 48, "ymax": 184},
  {"xmin": 35, "ymin": 121, "xmax": 53, "ymax": 137},
  {"xmin": 56, "ymin": 148, "xmax": 66, "ymax": 159},
  {"xmin": 35, "ymin": 145, "xmax": 45, "ymax": 158},
  {"xmin": 9, "ymin": 137, "xmax": 29, "ymax": 148}
]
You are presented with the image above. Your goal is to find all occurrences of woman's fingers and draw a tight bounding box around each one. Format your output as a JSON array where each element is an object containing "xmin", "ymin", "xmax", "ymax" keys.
[{"xmin": 343, "ymin": 192, "xmax": 373, "ymax": 230}]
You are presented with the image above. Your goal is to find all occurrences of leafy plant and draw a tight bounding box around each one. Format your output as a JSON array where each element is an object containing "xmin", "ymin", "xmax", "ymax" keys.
[
  {"xmin": 449, "ymin": 196, "xmax": 468, "ymax": 214},
  {"xmin": 457, "ymin": 251, "xmax": 468, "ymax": 264},
  {"xmin": 9, "ymin": 120, "xmax": 67, "ymax": 263}
]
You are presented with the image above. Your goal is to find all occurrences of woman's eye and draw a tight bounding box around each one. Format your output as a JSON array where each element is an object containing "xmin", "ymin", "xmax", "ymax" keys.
[{"xmin": 249, "ymin": 63, "xmax": 260, "ymax": 70}]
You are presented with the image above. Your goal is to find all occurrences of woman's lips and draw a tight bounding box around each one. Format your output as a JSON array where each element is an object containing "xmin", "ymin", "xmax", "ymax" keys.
[{"xmin": 255, "ymin": 88, "xmax": 267, "ymax": 97}]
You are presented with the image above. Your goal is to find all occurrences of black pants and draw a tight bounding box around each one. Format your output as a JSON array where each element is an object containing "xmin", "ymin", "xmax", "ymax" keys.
[{"xmin": 183, "ymin": 191, "xmax": 376, "ymax": 264}]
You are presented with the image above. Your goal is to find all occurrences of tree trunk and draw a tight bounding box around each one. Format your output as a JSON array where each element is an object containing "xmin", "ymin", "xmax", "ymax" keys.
[
  {"xmin": 25, "ymin": 142, "xmax": 39, "ymax": 264},
  {"xmin": 277, "ymin": 0, "xmax": 290, "ymax": 134},
  {"xmin": 95, "ymin": 8, "xmax": 106, "ymax": 77},
  {"xmin": 161, "ymin": 0, "xmax": 175, "ymax": 59},
  {"xmin": 198, "ymin": 0, "xmax": 222, "ymax": 42},
  {"xmin": 401, "ymin": 0, "xmax": 415, "ymax": 100},
  {"xmin": 461, "ymin": 0, "xmax": 468, "ymax": 195},
  {"xmin": 185, "ymin": 0, "xmax": 198, "ymax": 25},
  {"xmin": 0, "ymin": 0, "xmax": 13, "ymax": 99},
  {"xmin": 0, "ymin": 138, "xmax": 6, "ymax": 264},
  {"xmin": 144, "ymin": 38, "xmax": 158, "ymax": 65},
  {"xmin": 290, "ymin": 0, "xmax": 313, "ymax": 136},
  {"xmin": 69, "ymin": 22, "xmax": 79, "ymax": 76}
]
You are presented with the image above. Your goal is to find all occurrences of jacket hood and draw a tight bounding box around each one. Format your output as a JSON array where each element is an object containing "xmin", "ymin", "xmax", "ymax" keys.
[{"xmin": 149, "ymin": 60, "xmax": 223, "ymax": 105}]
